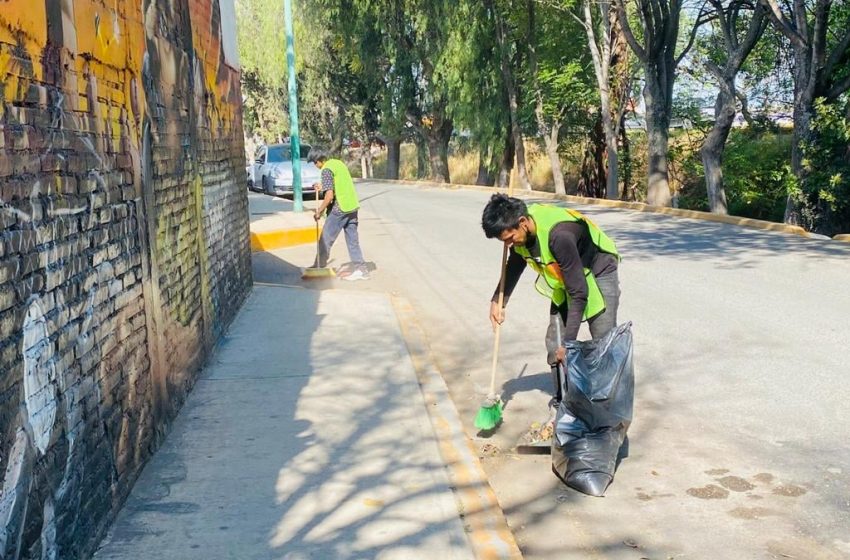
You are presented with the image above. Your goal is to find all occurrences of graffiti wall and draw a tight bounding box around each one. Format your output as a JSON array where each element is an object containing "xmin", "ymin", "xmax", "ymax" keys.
[{"xmin": 0, "ymin": 1, "xmax": 251, "ymax": 558}]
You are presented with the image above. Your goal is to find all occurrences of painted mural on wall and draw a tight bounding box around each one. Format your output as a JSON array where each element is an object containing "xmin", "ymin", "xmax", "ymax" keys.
[{"xmin": 0, "ymin": 1, "xmax": 249, "ymax": 558}]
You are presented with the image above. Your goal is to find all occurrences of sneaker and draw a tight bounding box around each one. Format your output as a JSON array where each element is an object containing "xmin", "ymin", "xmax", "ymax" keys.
[{"xmin": 342, "ymin": 269, "xmax": 369, "ymax": 281}]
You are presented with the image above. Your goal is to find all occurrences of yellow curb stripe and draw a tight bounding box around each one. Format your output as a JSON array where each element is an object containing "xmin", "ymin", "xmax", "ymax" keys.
[
  {"xmin": 391, "ymin": 296, "xmax": 524, "ymax": 560},
  {"xmin": 250, "ymin": 226, "xmax": 318, "ymax": 252},
  {"xmin": 360, "ymin": 178, "xmax": 816, "ymax": 238}
]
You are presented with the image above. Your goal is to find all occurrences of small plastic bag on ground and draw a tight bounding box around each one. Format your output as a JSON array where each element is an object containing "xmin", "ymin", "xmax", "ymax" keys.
[{"xmin": 552, "ymin": 322, "xmax": 634, "ymax": 497}]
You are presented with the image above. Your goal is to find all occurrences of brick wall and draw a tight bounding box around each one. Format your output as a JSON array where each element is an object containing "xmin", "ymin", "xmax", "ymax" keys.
[{"xmin": 0, "ymin": 1, "xmax": 251, "ymax": 558}]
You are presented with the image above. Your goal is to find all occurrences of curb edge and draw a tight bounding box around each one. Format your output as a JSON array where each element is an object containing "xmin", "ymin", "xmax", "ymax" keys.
[
  {"xmin": 358, "ymin": 178, "xmax": 820, "ymax": 239},
  {"xmin": 391, "ymin": 295, "xmax": 524, "ymax": 560},
  {"xmin": 250, "ymin": 226, "xmax": 317, "ymax": 252}
]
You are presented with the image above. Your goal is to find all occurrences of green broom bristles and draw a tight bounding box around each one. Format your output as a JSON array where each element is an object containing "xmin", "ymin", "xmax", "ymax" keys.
[{"xmin": 474, "ymin": 399, "xmax": 503, "ymax": 430}]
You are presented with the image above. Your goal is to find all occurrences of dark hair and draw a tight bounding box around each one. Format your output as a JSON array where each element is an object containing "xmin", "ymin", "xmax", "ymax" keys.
[
  {"xmin": 481, "ymin": 194, "xmax": 528, "ymax": 238},
  {"xmin": 307, "ymin": 148, "xmax": 328, "ymax": 164}
]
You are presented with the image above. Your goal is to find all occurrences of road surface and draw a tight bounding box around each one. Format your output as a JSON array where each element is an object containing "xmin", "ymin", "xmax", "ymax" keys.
[{"xmin": 255, "ymin": 182, "xmax": 850, "ymax": 559}]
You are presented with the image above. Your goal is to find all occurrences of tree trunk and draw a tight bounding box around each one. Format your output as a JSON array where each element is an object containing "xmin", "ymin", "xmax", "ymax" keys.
[
  {"xmin": 529, "ymin": 0, "xmax": 561, "ymax": 194},
  {"xmin": 426, "ymin": 118, "xmax": 452, "ymax": 183},
  {"xmin": 490, "ymin": 0, "xmax": 531, "ymax": 191},
  {"xmin": 605, "ymin": 127, "xmax": 619, "ymax": 200},
  {"xmin": 610, "ymin": 4, "xmax": 631, "ymax": 199},
  {"xmin": 544, "ymin": 123, "xmax": 566, "ymax": 195},
  {"xmin": 360, "ymin": 143, "xmax": 369, "ymax": 178},
  {"xmin": 504, "ymin": 76, "xmax": 530, "ymax": 191},
  {"xmin": 385, "ymin": 137, "xmax": 401, "ymax": 179},
  {"xmin": 643, "ymin": 71, "xmax": 673, "ymax": 207},
  {"xmin": 498, "ymin": 126, "xmax": 515, "ymax": 189},
  {"xmin": 579, "ymin": 116, "xmax": 606, "ymax": 198},
  {"xmin": 366, "ymin": 145, "xmax": 374, "ymax": 178},
  {"xmin": 619, "ymin": 121, "xmax": 632, "ymax": 200},
  {"xmin": 415, "ymin": 135, "xmax": 429, "ymax": 179},
  {"xmin": 759, "ymin": 1, "xmax": 846, "ymax": 229},
  {"xmin": 330, "ymin": 121, "xmax": 345, "ymax": 154},
  {"xmin": 532, "ymin": 58, "xmax": 565, "ymax": 195},
  {"xmin": 582, "ymin": 0, "xmax": 620, "ymax": 199},
  {"xmin": 700, "ymin": 84, "xmax": 735, "ymax": 214},
  {"xmin": 477, "ymin": 149, "xmax": 495, "ymax": 186},
  {"xmin": 330, "ymin": 106, "xmax": 346, "ymax": 154},
  {"xmin": 786, "ymin": 50, "xmax": 815, "ymax": 226}
]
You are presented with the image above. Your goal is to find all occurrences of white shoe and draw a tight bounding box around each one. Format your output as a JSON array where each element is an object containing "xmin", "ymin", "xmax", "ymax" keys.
[{"xmin": 342, "ymin": 269, "xmax": 369, "ymax": 281}]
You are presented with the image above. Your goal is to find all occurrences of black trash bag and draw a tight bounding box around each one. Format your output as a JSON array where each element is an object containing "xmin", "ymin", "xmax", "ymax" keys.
[{"xmin": 551, "ymin": 322, "xmax": 634, "ymax": 497}]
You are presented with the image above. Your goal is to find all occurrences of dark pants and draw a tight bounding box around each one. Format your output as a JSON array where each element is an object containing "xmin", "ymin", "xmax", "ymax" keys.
[
  {"xmin": 314, "ymin": 210, "xmax": 365, "ymax": 268},
  {"xmin": 545, "ymin": 269, "xmax": 621, "ymax": 367}
]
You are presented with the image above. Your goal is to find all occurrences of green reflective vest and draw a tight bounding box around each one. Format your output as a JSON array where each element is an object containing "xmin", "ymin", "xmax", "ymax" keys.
[
  {"xmin": 513, "ymin": 204, "xmax": 619, "ymax": 320},
  {"xmin": 323, "ymin": 159, "xmax": 359, "ymax": 213}
]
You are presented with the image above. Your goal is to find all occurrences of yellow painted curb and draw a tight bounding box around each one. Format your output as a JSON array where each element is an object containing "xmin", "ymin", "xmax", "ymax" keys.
[
  {"xmin": 361, "ymin": 178, "xmax": 812, "ymax": 238},
  {"xmin": 250, "ymin": 226, "xmax": 318, "ymax": 252},
  {"xmin": 834, "ymin": 234, "xmax": 850, "ymax": 243},
  {"xmin": 391, "ymin": 296, "xmax": 524, "ymax": 560}
]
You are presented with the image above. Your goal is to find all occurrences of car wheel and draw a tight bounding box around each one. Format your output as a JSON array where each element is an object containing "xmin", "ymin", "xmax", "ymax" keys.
[{"xmin": 262, "ymin": 175, "xmax": 272, "ymax": 195}]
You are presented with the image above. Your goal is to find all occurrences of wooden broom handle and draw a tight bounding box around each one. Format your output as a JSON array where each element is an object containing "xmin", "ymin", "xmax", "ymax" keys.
[
  {"xmin": 489, "ymin": 243, "xmax": 509, "ymax": 396},
  {"xmin": 315, "ymin": 188, "xmax": 321, "ymax": 250}
]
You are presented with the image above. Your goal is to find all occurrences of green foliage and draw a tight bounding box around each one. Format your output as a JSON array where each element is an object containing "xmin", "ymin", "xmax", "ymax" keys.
[
  {"xmin": 442, "ymin": 0, "xmax": 595, "ymax": 177},
  {"xmin": 738, "ymin": 25, "xmax": 794, "ymax": 107},
  {"xmin": 236, "ymin": 0, "xmax": 288, "ymax": 142},
  {"xmin": 241, "ymin": 71, "xmax": 290, "ymax": 143},
  {"xmin": 676, "ymin": 129, "xmax": 793, "ymax": 221},
  {"xmin": 441, "ymin": 0, "xmax": 508, "ymax": 160},
  {"xmin": 722, "ymin": 132, "xmax": 793, "ymax": 221},
  {"xmin": 294, "ymin": 0, "xmax": 379, "ymax": 147},
  {"xmin": 236, "ymin": 0, "xmax": 286, "ymax": 87},
  {"xmin": 795, "ymin": 97, "xmax": 850, "ymax": 235},
  {"xmin": 526, "ymin": 3, "xmax": 595, "ymax": 129},
  {"xmin": 235, "ymin": 0, "xmax": 849, "ymax": 226}
]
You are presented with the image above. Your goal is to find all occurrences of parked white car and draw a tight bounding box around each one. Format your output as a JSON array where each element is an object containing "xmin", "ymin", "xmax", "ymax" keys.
[{"xmin": 248, "ymin": 143, "xmax": 322, "ymax": 197}]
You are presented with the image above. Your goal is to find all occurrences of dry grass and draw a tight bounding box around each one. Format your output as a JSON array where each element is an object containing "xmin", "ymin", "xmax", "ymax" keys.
[
  {"xmin": 347, "ymin": 141, "xmax": 565, "ymax": 192},
  {"xmin": 398, "ymin": 144, "xmax": 419, "ymax": 179},
  {"xmin": 519, "ymin": 143, "xmax": 554, "ymax": 191},
  {"xmin": 448, "ymin": 151, "xmax": 479, "ymax": 185}
]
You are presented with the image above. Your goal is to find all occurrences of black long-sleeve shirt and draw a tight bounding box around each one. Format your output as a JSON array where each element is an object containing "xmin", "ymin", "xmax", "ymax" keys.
[{"xmin": 492, "ymin": 221, "xmax": 617, "ymax": 341}]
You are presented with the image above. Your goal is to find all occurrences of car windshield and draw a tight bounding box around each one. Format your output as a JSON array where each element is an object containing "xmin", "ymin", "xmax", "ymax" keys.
[{"xmin": 267, "ymin": 144, "xmax": 312, "ymax": 162}]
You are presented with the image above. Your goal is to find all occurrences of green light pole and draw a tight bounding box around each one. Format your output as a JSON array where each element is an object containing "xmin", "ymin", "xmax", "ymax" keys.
[{"xmin": 284, "ymin": 0, "xmax": 303, "ymax": 211}]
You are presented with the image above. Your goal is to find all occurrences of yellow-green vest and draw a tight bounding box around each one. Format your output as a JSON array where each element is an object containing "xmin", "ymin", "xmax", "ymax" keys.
[
  {"xmin": 513, "ymin": 204, "xmax": 619, "ymax": 320},
  {"xmin": 323, "ymin": 159, "xmax": 359, "ymax": 213}
]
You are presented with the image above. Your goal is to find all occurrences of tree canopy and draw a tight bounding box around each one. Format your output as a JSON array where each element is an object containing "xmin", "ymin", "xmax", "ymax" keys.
[{"xmin": 235, "ymin": 0, "xmax": 850, "ymax": 235}]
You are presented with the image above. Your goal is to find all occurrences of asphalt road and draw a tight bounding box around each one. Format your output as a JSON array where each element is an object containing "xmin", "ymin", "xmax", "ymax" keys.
[{"xmin": 255, "ymin": 181, "xmax": 850, "ymax": 560}]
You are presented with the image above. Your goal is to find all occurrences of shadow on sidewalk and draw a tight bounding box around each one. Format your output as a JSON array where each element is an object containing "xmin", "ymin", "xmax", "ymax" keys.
[{"xmin": 244, "ymin": 252, "xmax": 475, "ymax": 556}]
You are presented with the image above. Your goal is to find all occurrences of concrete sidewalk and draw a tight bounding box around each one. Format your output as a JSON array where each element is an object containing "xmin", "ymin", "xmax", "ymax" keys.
[{"xmin": 94, "ymin": 285, "xmax": 518, "ymax": 559}]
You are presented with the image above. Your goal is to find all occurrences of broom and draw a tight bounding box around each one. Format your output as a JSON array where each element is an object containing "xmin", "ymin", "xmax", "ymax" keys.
[
  {"xmin": 474, "ymin": 243, "xmax": 508, "ymax": 431},
  {"xmin": 302, "ymin": 187, "xmax": 336, "ymax": 280}
]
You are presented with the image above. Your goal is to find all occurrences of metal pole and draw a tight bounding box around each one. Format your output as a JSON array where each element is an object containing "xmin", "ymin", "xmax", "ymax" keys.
[{"xmin": 284, "ymin": 0, "xmax": 303, "ymax": 211}]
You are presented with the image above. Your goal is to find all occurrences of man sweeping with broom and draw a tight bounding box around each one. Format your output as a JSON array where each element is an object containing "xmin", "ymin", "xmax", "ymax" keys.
[
  {"xmin": 475, "ymin": 194, "xmax": 621, "ymax": 435},
  {"xmin": 305, "ymin": 149, "xmax": 369, "ymax": 281}
]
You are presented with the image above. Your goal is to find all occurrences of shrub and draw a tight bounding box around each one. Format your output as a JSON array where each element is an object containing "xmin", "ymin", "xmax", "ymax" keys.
[
  {"xmin": 677, "ymin": 129, "xmax": 793, "ymax": 222},
  {"xmin": 796, "ymin": 98, "xmax": 850, "ymax": 235}
]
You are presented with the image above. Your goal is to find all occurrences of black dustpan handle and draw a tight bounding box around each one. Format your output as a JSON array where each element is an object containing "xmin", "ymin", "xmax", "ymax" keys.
[{"xmin": 555, "ymin": 319, "xmax": 567, "ymax": 397}]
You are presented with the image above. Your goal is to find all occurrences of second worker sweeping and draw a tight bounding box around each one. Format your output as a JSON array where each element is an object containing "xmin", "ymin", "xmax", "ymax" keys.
[{"xmin": 309, "ymin": 149, "xmax": 369, "ymax": 281}]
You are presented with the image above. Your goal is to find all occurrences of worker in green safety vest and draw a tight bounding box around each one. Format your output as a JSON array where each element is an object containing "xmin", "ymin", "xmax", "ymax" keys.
[
  {"xmin": 308, "ymin": 150, "xmax": 369, "ymax": 281},
  {"xmin": 481, "ymin": 193, "xmax": 621, "ymax": 403}
]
